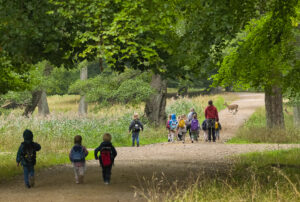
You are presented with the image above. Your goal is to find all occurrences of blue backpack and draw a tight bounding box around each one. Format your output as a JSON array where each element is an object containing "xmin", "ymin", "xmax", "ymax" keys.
[
  {"xmin": 70, "ymin": 145, "xmax": 85, "ymax": 162},
  {"xmin": 191, "ymin": 119, "xmax": 199, "ymax": 131},
  {"xmin": 169, "ymin": 120, "xmax": 178, "ymax": 131}
]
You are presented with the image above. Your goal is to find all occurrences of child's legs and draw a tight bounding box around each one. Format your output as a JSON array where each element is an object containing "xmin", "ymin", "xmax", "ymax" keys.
[
  {"xmin": 23, "ymin": 166, "xmax": 30, "ymax": 185},
  {"xmin": 132, "ymin": 133, "xmax": 137, "ymax": 146},
  {"xmin": 208, "ymin": 127, "xmax": 212, "ymax": 141},
  {"xmin": 102, "ymin": 165, "xmax": 112, "ymax": 182},
  {"xmin": 170, "ymin": 131, "xmax": 175, "ymax": 142},
  {"xmin": 73, "ymin": 164, "xmax": 79, "ymax": 182},
  {"xmin": 136, "ymin": 132, "xmax": 140, "ymax": 145},
  {"xmin": 182, "ymin": 132, "xmax": 186, "ymax": 142},
  {"xmin": 215, "ymin": 130, "xmax": 219, "ymax": 139}
]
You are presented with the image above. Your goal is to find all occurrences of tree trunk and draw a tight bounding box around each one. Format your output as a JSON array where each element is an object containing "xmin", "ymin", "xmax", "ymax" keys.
[
  {"xmin": 78, "ymin": 67, "xmax": 88, "ymax": 115},
  {"xmin": 293, "ymin": 104, "xmax": 300, "ymax": 128},
  {"xmin": 145, "ymin": 74, "xmax": 167, "ymax": 126},
  {"xmin": 38, "ymin": 91, "xmax": 50, "ymax": 116},
  {"xmin": 23, "ymin": 90, "xmax": 43, "ymax": 117},
  {"xmin": 265, "ymin": 86, "xmax": 285, "ymax": 128}
]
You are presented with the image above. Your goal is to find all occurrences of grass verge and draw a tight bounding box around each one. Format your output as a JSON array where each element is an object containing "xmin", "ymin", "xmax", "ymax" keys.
[
  {"xmin": 228, "ymin": 107, "xmax": 300, "ymax": 144},
  {"xmin": 137, "ymin": 148, "xmax": 300, "ymax": 202}
]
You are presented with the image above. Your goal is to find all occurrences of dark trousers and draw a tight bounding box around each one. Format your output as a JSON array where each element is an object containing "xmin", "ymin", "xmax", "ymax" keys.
[
  {"xmin": 208, "ymin": 127, "xmax": 216, "ymax": 142},
  {"xmin": 102, "ymin": 165, "xmax": 112, "ymax": 183},
  {"xmin": 23, "ymin": 165, "xmax": 34, "ymax": 186}
]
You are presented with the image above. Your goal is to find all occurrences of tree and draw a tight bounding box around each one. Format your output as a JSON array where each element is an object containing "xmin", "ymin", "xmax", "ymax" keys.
[{"xmin": 213, "ymin": 0, "xmax": 299, "ymax": 128}]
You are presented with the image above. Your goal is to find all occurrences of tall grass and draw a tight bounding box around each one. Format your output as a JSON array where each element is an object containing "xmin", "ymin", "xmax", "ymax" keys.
[
  {"xmin": 136, "ymin": 149, "xmax": 300, "ymax": 202},
  {"xmin": 228, "ymin": 107, "xmax": 300, "ymax": 144},
  {"xmin": 0, "ymin": 93, "xmax": 235, "ymax": 180}
]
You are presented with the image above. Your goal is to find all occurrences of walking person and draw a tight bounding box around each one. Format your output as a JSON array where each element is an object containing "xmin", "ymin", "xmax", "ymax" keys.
[
  {"xmin": 190, "ymin": 113, "xmax": 200, "ymax": 143},
  {"xmin": 129, "ymin": 113, "xmax": 144, "ymax": 147},
  {"xmin": 69, "ymin": 135, "xmax": 89, "ymax": 184},
  {"xmin": 204, "ymin": 100, "xmax": 219, "ymax": 142},
  {"xmin": 187, "ymin": 108, "xmax": 195, "ymax": 139},
  {"xmin": 94, "ymin": 133, "xmax": 117, "ymax": 185},
  {"xmin": 169, "ymin": 114, "xmax": 178, "ymax": 142},
  {"xmin": 16, "ymin": 129, "xmax": 41, "ymax": 188}
]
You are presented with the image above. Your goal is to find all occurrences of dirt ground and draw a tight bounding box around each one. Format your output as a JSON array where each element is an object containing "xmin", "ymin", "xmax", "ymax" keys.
[{"xmin": 1, "ymin": 93, "xmax": 299, "ymax": 202}]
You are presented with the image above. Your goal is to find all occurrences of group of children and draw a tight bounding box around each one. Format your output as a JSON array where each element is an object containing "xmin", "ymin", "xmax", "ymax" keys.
[
  {"xmin": 16, "ymin": 129, "xmax": 117, "ymax": 188},
  {"xmin": 16, "ymin": 110, "xmax": 220, "ymax": 188},
  {"xmin": 166, "ymin": 110, "xmax": 222, "ymax": 143}
]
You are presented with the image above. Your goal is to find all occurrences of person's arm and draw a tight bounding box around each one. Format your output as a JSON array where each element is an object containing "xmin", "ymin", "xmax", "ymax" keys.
[
  {"xmin": 215, "ymin": 107, "xmax": 219, "ymax": 122},
  {"xmin": 83, "ymin": 146, "xmax": 89, "ymax": 157},
  {"xmin": 94, "ymin": 146, "xmax": 101, "ymax": 160},
  {"xmin": 111, "ymin": 146, "xmax": 117, "ymax": 158},
  {"xmin": 139, "ymin": 121, "xmax": 144, "ymax": 131},
  {"xmin": 16, "ymin": 145, "xmax": 23, "ymax": 166},
  {"xmin": 204, "ymin": 108, "xmax": 208, "ymax": 119},
  {"xmin": 34, "ymin": 142, "xmax": 41, "ymax": 152},
  {"xmin": 129, "ymin": 121, "xmax": 134, "ymax": 133},
  {"xmin": 69, "ymin": 148, "xmax": 73, "ymax": 162}
]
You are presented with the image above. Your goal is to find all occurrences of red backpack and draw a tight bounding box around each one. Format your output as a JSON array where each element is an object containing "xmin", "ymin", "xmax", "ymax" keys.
[{"xmin": 100, "ymin": 147, "xmax": 112, "ymax": 167}]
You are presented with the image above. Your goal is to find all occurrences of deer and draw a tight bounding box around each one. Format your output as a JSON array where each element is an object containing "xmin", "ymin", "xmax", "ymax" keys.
[{"xmin": 224, "ymin": 102, "xmax": 238, "ymax": 114}]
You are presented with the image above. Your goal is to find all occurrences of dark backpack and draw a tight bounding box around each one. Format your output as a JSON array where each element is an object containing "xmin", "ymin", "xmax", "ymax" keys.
[
  {"xmin": 133, "ymin": 121, "xmax": 141, "ymax": 132},
  {"xmin": 100, "ymin": 147, "xmax": 112, "ymax": 167},
  {"xmin": 190, "ymin": 119, "xmax": 199, "ymax": 131},
  {"xmin": 23, "ymin": 143, "xmax": 35, "ymax": 164},
  {"xmin": 70, "ymin": 145, "xmax": 85, "ymax": 162},
  {"xmin": 202, "ymin": 120, "xmax": 207, "ymax": 131},
  {"xmin": 207, "ymin": 119, "xmax": 216, "ymax": 129}
]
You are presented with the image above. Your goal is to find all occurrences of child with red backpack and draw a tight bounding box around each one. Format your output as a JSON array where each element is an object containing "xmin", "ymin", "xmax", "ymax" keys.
[
  {"xmin": 69, "ymin": 135, "xmax": 89, "ymax": 184},
  {"xmin": 94, "ymin": 133, "xmax": 117, "ymax": 185},
  {"xmin": 190, "ymin": 113, "xmax": 200, "ymax": 143}
]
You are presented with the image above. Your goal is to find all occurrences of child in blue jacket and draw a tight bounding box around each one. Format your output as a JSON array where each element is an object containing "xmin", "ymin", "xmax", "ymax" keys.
[{"xmin": 16, "ymin": 129, "xmax": 41, "ymax": 188}]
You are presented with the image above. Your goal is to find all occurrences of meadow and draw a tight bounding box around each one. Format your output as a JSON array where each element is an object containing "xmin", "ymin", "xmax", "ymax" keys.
[
  {"xmin": 0, "ymin": 93, "xmax": 236, "ymax": 180},
  {"xmin": 138, "ymin": 148, "xmax": 300, "ymax": 202},
  {"xmin": 228, "ymin": 106, "xmax": 300, "ymax": 144}
]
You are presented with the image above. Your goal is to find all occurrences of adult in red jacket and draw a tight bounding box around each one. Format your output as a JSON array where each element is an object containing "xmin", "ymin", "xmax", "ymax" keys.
[{"xmin": 204, "ymin": 100, "xmax": 219, "ymax": 142}]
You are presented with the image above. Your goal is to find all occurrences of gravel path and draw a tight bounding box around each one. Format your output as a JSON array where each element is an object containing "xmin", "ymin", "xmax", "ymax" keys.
[{"xmin": 1, "ymin": 93, "xmax": 299, "ymax": 202}]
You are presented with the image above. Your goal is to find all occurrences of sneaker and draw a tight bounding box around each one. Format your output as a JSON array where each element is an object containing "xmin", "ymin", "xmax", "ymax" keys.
[
  {"xmin": 191, "ymin": 140, "xmax": 194, "ymax": 143},
  {"xmin": 104, "ymin": 181, "xmax": 110, "ymax": 185},
  {"xmin": 29, "ymin": 176, "xmax": 35, "ymax": 187},
  {"xmin": 25, "ymin": 184, "xmax": 31, "ymax": 189}
]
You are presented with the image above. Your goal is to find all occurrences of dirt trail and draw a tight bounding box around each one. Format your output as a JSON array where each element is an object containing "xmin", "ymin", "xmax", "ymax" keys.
[{"xmin": 1, "ymin": 93, "xmax": 299, "ymax": 202}]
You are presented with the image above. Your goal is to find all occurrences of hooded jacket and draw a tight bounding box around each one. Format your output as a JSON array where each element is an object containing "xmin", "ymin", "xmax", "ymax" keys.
[
  {"xmin": 205, "ymin": 105, "xmax": 219, "ymax": 121},
  {"xmin": 16, "ymin": 129, "xmax": 41, "ymax": 166},
  {"xmin": 94, "ymin": 141, "xmax": 117, "ymax": 166}
]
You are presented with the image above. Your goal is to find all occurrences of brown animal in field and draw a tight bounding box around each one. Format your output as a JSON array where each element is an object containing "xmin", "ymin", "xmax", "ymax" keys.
[{"xmin": 224, "ymin": 102, "xmax": 238, "ymax": 114}]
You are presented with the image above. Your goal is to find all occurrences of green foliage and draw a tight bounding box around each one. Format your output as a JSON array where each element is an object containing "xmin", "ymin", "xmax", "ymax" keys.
[
  {"xmin": 213, "ymin": 0, "xmax": 298, "ymax": 92},
  {"xmin": 0, "ymin": 52, "xmax": 32, "ymax": 94},
  {"xmin": 69, "ymin": 68, "xmax": 154, "ymax": 106},
  {"xmin": 46, "ymin": 67, "xmax": 79, "ymax": 95},
  {"xmin": 228, "ymin": 107, "xmax": 300, "ymax": 144}
]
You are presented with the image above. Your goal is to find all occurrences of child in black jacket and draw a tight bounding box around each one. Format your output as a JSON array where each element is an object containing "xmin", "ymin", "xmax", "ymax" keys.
[
  {"xmin": 16, "ymin": 129, "xmax": 41, "ymax": 188},
  {"xmin": 94, "ymin": 133, "xmax": 117, "ymax": 185},
  {"xmin": 128, "ymin": 113, "xmax": 143, "ymax": 147}
]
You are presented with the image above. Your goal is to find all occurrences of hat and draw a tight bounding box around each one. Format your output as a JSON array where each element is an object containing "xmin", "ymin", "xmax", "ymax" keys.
[{"xmin": 23, "ymin": 129, "xmax": 33, "ymax": 142}]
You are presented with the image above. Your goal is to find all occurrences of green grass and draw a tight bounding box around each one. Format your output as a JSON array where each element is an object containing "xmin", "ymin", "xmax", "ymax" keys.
[
  {"xmin": 228, "ymin": 107, "xmax": 300, "ymax": 144},
  {"xmin": 0, "ymin": 151, "xmax": 95, "ymax": 181},
  {"xmin": 0, "ymin": 93, "xmax": 236, "ymax": 180},
  {"xmin": 141, "ymin": 148, "xmax": 300, "ymax": 202}
]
